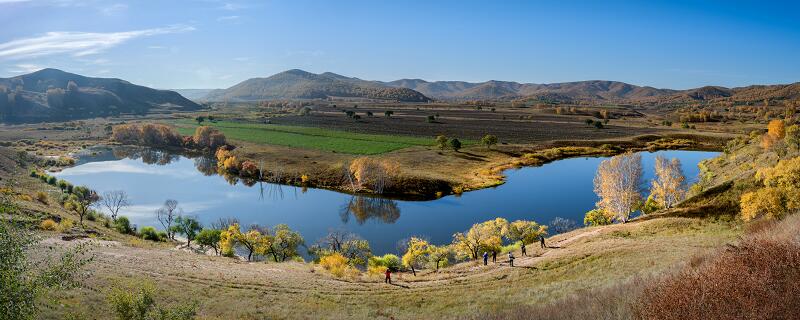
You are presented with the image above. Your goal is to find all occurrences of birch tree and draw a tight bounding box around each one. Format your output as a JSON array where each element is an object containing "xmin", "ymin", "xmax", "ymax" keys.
[
  {"xmin": 650, "ymin": 156, "xmax": 686, "ymax": 209},
  {"xmin": 593, "ymin": 152, "xmax": 643, "ymax": 223},
  {"xmin": 100, "ymin": 190, "xmax": 129, "ymax": 222}
]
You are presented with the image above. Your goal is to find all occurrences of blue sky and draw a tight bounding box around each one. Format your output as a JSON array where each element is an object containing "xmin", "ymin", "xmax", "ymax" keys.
[{"xmin": 1, "ymin": 0, "xmax": 798, "ymax": 89}]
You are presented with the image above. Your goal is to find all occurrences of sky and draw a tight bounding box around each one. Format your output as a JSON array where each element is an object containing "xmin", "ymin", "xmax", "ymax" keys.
[{"xmin": 0, "ymin": 0, "xmax": 799, "ymax": 89}]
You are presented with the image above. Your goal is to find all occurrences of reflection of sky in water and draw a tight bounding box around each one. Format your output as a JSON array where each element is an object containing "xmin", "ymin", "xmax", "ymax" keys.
[{"xmin": 55, "ymin": 149, "xmax": 718, "ymax": 254}]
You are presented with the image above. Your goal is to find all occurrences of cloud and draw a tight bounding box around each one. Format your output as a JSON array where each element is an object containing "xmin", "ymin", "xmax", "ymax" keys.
[
  {"xmin": 220, "ymin": 2, "xmax": 244, "ymax": 10},
  {"xmin": 217, "ymin": 15, "xmax": 240, "ymax": 21},
  {"xmin": 100, "ymin": 3, "xmax": 127, "ymax": 15},
  {"xmin": 7, "ymin": 63, "xmax": 42, "ymax": 73},
  {"xmin": 232, "ymin": 56, "xmax": 249, "ymax": 62},
  {"xmin": 0, "ymin": 25, "xmax": 195, "ymax": 60}
]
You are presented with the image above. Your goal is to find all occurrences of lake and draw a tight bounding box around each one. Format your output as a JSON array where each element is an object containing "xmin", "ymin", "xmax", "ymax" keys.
[{"xmin": 54, "ymin": 147, "xmax": 718, "ymax": 254}]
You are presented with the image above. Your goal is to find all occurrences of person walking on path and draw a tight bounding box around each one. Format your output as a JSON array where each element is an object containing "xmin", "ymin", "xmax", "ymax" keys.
[
  {"xmin": 540, "ymin": 235, "xmax": 546, "ymax": 249},
  {"xmin": 508, "ymin": 252, "xmax": 515, "ymax": 267},
  {"xmin": 492, "ymin": 251, "xmax": 497, "ymax": 263},
  {"xmin": 521, "ymin": 242, "xmax": 527, "ymax": 256},
  {"xmin": 483, "ymin": 252, "xmax": 489, "ymax": 266},
  {"xmin": 384, "ymin": 268, "xmax": 392, "ymax": 284}
]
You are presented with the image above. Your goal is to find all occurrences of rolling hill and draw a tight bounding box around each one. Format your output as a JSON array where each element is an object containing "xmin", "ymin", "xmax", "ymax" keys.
[
  {"xmin": 204, "ymin": 69, "xmax": 430, "ymax": 102},
  {"xmin": 0, "ymin": 69, "xmax": 201, "ymax": 123}
]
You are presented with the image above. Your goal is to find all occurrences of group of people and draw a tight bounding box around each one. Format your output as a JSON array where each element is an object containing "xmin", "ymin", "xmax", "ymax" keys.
[
  {"xmin": 385, "ymin": 236, "xmax": 548, "ymax": 284},
  {"xmin": 482, "ymin": 235, "xmax": 547, "ymax": 267}
]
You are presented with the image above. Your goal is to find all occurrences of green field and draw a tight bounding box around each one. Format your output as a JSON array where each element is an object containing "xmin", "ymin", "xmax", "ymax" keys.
[{"xmin": 175, "ymin": 120, "xmax": 442, "ymax": 154}]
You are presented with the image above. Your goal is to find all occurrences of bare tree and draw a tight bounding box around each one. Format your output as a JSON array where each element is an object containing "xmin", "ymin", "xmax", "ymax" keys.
[
  {"xmin": 156, "ymin": 199, "xmax": 181, "ymax": 239},
  {"xmin": 100, "ymin": 190, "xmax": 129, "ymax": 222},
  {"xmin": 211, "ymin": 217, "xmax": 240, "ymax": 230}
]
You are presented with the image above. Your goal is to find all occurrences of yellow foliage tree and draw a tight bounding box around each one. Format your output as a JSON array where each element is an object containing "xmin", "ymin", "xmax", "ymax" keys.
[
  {"xmin": 401, "ymin": 237, "xmax": 430, "ymax": 276},
  {"xmin": 593, "ymin": 152, "xmax": 643, "ymax": 223},
  {"xmin": 740, "ymin": 188, "xmax": 785, "ymax": 221},
  {"xmin": 740, "ymin": 157, "xmax": 800, "ymax": 221},
  {"xmin": 506, "ymin": 220, "xmax": 547, "ymax": 245},
  {"xmin": 349, "ymin": 158, "xmax": 399, "ymax": 194},
  {"xmin": 762, "ymin": 120, "xmax": 787, "ymax": 150},
  {"xmin": 650, "ymin": 156, "xmax": 686, "ymax": 209},
  {"xmin": 452, "ymin": 217, "xmax": 508, "ymax": 260}
]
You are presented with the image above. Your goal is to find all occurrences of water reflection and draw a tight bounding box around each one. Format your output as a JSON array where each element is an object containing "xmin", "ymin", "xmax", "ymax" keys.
[
  {"xmin": 340, "ymin": 196, "xmax": 401, "ymax": 225},
  {"xmin": 112, "ymin": 147, "xmax": 180, "ymax": 166}
]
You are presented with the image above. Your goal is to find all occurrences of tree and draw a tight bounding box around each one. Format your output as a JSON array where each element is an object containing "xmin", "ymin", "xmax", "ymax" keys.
[
  {"xmin": 340, "ymin": 239, "xmax": 372, "ymax": 268},
  {"xmin": 100, "ymin": 190, "xmax": 129, "ymax": 222},
  {"xmin": 481, "ymin": 134, "xmax": 498, "ymax": 150},
  {"xmin": 196, "ymin": 229, "xmax": 222, "ymax": 255},
  {"xmin": 762, "ymin": 119, "xmax": 786, "ymax": 150},
  {"xmin": 740, "ymin": 156, "xmax": 800, "ymax": 221},
  {"xmin": 452, "ymin": 218, "xmax": 508, "ymax": 260},
  {"xmin": 650, "ymin": 156, "xmax": 686, "ymax": 209},
  {"xmin": 593, "ymin": 121, "xmax": 604, "ymax": 129},
  {"xmin": 266, "ymin": 224, "xmax": 304, "ymax": 262},
  {"xmin": 221, "ymin": 224, "xmax": 269, "ymax": 261},
  {"xmin": 427, "ymin": 245, "xmax": 454, "ymax": 271},
  {"xmin": 156, "ymin": 199, "xmax": 181, "ymax": 240},
  {"xmin": 449, "ymin": 138, "xmax": 462, "ymax": 152},
  {"xmin": 195, "ymin": 116, "xmax": 205, "ymax": 124},
  {"xmin": 349, "ymin": 158, "xmax": 399, "ymax": 194},
  {"xmin": 435, "ymin": 135, "xmax": 449, "ymax": 150},
  {"xmin": 584, "ymin": 208, "xmax": 612, "ymax": 226},
  {"xmin": 585, "ymin": 118, "xmax": 594, "ymax": 126},
  {"xmin": 1, "ymin": 218, "xmax": 91, "ymax": 320},
  {"xmin": 593, "ymin": 152, "xmax": 643, "ymax": 223},
  {"xmin": 174, "ymin": 216, "xmax": 202, "ymax": 247},
  {"xmin": 401, "ymin": 237, "xmax": 430, "ymax": 276},
  {"xmin": 114, "ymin": 216, "xmax": 134, "ymax": 234},
  {"xmin": 506, "ymin": 220, "xmax": 547, "ymax": 245},
  {"xmin": 384, "ymin": 110, "xmax": 393, "ymax": 117},
  {"xmin": 64, "ymin": 186, "xmax": 99, "ymax": 226},
  {"xmin": 192, "ymin": 126, "xmax": 226, "ymax": 150}
]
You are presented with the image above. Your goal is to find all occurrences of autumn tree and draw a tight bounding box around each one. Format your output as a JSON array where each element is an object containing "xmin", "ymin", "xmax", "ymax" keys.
[
  {"xmin": 156, "ymin": 199, "xmax": 181, "ymax": 240},
  {"xmin": 481, "ymin": 134, "xmax": 498, "ymax": 150},
  {"xmin": 222, "ymin": 223, "xmax": 270, "ymax": 261},
  {"xmin": 762, "ymin": 119, "xmax": 786, "ymax": 150},
  {"xmin": 349, "ymin": 158, "xmax": 399, "ymax": 194},
  {"xmin": 650, "ymin": 155, "xmax": 686, "ymax": 209},
  {"xmin": 452, "ymin": 218, "xmax": 509, "ymax": 260},
  {"xmin": 265, "ymin": 224, "xmax": 304, "ymax": 262},
  {"xmin": 401, "ymin": 237, "xmax": 430, "ymax": 276},
  {"xmin": 192, "ymin": 126, "xmax": 227, "ymax": 150},
  {"xmin": 311, "ymin": 230, "xmax": 372, "ymax": 267},
  {"xmin": 174, "ymin": 215, "xmax": 202, "ymax": 247},
  {"xmin": 427, "ymin": 245, "xmax": 454, "ymax": 271},
  {"xmin": 64, "ymin": 186, "xmax": 99, "ymax": 226},
  {"xmin": 740, "ymin": 157, "xmax": 800, "ymax": 221},
  {"xmin": 584, "ymin": 208, "xmax": 611, "ymax": 226},
  {"xmin": 99, "ymin": 190, "xmax": 129, "ymax": 222},
  {"xmin": 593, "ymin": 152, "xmax": 643, "ymax": 223},
  {"xmin": 506, "ymin": 220, "xmax": 547, "ymax": 245}
]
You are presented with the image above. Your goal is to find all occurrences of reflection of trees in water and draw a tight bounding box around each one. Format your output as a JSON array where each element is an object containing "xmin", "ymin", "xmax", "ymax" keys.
[
  {"xmin": 193, "ymin": 156, "xmax": 216, "ymax": 176},
  {"xmin": 339, "ymin": 196, "xmax": 400, "ymax": 225},
  {"xmin": 112, "ymin": 147, "xmax": 179, "ymax": 165}
]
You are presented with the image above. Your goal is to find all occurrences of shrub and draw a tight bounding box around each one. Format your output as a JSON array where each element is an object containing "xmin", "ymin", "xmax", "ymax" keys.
[
  {"xmin": 35, "ymin": 192, "xmax": 48, "ymax": 204},
  {"xmin": 40, "ymin": 219, "xmax": 57, "ymax": 230},
  {"xmin": 57, "ymin": 218, "xmax": 75, "ymax": 232},
  {"xmin": 108, "ymin": 282, "xmax": 198, "ymax": 320},
  {"xmin": 319, "ymin": 253, "xmax": 359, "ymax": 278},
  {"xmin": 140, "ymin": 226, "xmax": 163, "ymax": 241},
  {"xmin": 369, "ymin": 254, "xmax": 401, "ymax": 271},
  {"xmin": 449, "ymin": 138, "xmax": 462, "ymax": 152},
  {"xmin": 114, "ymin": 216, "xmax": 135, "ymax": 235},
  {"xmin": 584, "ymin": 208, "xmax": 612, "ymax": 226}
]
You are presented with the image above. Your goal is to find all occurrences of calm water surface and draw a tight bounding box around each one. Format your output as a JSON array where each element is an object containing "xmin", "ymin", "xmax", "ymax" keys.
[{"xmin": 55, "ymin": 148, "xmax": 718, "ymax": 254}]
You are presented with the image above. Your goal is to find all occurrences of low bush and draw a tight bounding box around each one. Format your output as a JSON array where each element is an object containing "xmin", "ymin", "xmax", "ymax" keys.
[
  {"xmin": 40, "ymin": 219, "xmax": 57, "ymax": 231},
  {"xmin": 139, "ymin": 226, "xmax": 163, "ymax": 241},
  {"xmin": 114, "ymin": 216, "xmax": 135, "ymax": 235},
  {"xmin": 35, "ymin": 191, "xmax": 48, "ymax": 204},
  {"xmin": 320, "ymin": 253, "xmax": 359, "ymax": 278}
]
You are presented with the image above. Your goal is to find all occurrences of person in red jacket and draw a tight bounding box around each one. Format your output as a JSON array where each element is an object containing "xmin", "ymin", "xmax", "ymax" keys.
[{"xmin": 385, "ymin": 268, "xmax": 392, "ymax": 284}]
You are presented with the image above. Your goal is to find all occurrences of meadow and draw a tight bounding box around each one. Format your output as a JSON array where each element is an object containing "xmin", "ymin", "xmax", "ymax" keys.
[{"xmin": 175, "ymin": 120, "xmax": 447, "ymax": 154}]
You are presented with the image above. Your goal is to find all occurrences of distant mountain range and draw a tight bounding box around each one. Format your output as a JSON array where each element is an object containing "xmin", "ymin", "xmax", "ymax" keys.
[
  {"xmin": 204, "ymin": 69, "xmax": 430, "ymax": 102},
  {"xmin": 197, "ymin": 69, "xmax": 800, "ymax": 104},
  {"xmin": 0, "ymin": 69, "xmax": 200, "ymax": 123}
]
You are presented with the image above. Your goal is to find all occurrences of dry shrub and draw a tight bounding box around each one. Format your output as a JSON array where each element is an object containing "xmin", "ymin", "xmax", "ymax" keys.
[
  {"xmin": 349, "ymin": 158, "xmax": 398, "ymax": 193},
  {"xmin": 635, "ymin": 217, "xmax": 800, "ymax": 320},
  {"xmin": 192, "ymin": 126, "xmax": 226, "ymax": 150},
  {"xmin": 40, "ymin": 219, "xmax": 57, "ymax": 231},
  {"xmin": 111, "ymin": 123, "xmax": 183, "ymax": 147},
  {"xmin": 319, "ymin": 253, "xmax": 359, "ymax": 279},
  {"xmin": 35, "ymin": 191, "xmax": 48, "ymax": 204}
]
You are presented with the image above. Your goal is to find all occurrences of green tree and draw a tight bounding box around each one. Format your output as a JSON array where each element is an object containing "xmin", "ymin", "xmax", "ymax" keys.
[
  {"xmin": 506, "ymin": 220, "xmax": 547, "ymax": 245},
  {"xmin": 1, "ymin": 219, "xmax": 91, "ymax": 320},
  {"xmin": 481, "ymin": 134, "xmax": 498, "ymax": 149},
  {"xmin": 195, "ymin": 229, "xmax": 222, "ymax": 255},
  {"xmin": 584, "ymin": 208, "xmax": 612, "ymax": 226},
  {"xmin": 266, "ymin": 224, "xmax": 304, "ymax": 262},
  {"xmin": 449, "ymin": 138, "xmax": 462, "ymax": 152},
  {"xmin": 64, "ymin": 186, "xmax": 99, "ymax": 226},
  {"xmin": 435, "ymin": 135, "xmax": 449, "ymax": 150},
  {"xmin": 114, "ymin": 216, "xmax": 135, "ymax": 235},
  {"xmin": 384, "ymin": 110, "xmax": 393, "ymax": 117},
  {"xmin": 174, "ymin": 216, "xmax": 202, "ymax": 248}
]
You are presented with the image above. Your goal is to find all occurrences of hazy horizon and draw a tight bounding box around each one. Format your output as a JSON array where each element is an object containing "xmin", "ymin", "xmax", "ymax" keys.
[{"xmin": 1, "ymin": 0, "xmax": 799, "ymax": 90}]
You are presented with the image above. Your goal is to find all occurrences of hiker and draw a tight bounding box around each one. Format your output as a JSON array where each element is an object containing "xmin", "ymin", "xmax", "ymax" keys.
[
  {"xmin": 385, "ymin": 268, "xmax": 392, "ymax": 284},
  {"xmin": 540, "ymin": 235, "xmax": 546, "ymax": 249},
  {"xmin": 521, "ymin": 242, "xmax": 527, "ymax": 256},
  {"xmin": 508, "ymin": 252, "xmax": 515, "ymax": 267},
  {"xmin": 483, "ymin": 251, "xmax": 489, "ymax": 266},
  {"xmin": 492, "ymin": 251, "xmax": 497, "ymax": 263}
]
